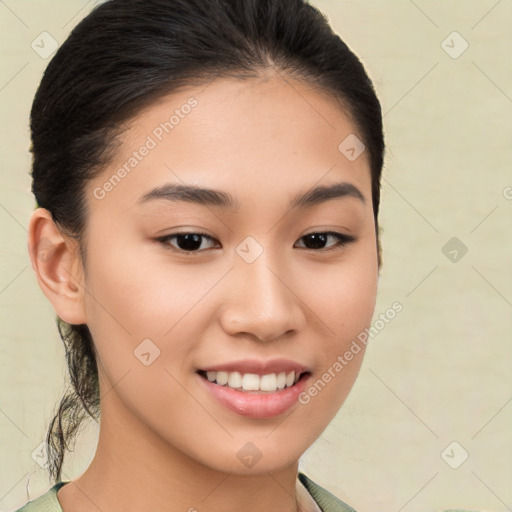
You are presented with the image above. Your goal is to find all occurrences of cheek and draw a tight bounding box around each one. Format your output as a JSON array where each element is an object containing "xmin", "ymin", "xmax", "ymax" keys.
[
  {"xmin": 81, "ymin": 240, "xmax": 205, "ymax": 410},
  {"xmin": 291, "ymin": 238, "xmax": 377, "ymax": 407},
  {"xmin": 81, "ymin": 236, "xmax": 232, "ymax": 392},
  {"xmin": 294, "ymin": 243, "xmax": 378, "ymax": 343},
  {"xmin": 83, "ymin": 236, "xmax": 219, "ymax": 336},
  {"xmin": 292, "ymin": 247, "xmax": 377, "ymax": 418}
]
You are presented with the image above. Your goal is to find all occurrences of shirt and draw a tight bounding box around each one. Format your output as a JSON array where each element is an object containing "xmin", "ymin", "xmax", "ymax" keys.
[{"xmin": 12, "ymin": 472, "xmax": 356, "ymax": 512}]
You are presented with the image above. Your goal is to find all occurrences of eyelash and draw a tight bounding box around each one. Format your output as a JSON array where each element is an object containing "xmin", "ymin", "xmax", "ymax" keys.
[{"xmin": 155, "ymin": 231, "xmax": 356, "ymax": 254}]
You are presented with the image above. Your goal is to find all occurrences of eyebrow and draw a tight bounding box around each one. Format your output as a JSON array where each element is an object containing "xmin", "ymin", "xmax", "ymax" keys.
[{"xmin": 137, "ymin": 181, "xmax": 365, "ymax": 209}]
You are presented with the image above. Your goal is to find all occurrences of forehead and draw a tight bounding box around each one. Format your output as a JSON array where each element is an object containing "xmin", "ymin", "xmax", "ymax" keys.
[{"xmin": 87, "ymin": 75, "xmax": 372, "ymax": 212}]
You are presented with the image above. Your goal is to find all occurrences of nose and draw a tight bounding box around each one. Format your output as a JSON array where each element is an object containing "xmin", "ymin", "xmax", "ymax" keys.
[{"xmin": 219, "ymin": 253, "xmax": 306, "ymax": 342}]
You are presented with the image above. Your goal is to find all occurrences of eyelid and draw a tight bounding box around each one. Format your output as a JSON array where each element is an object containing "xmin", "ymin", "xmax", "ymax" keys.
[{"xmin": 301, "ymin": 229, "xmax": 355, "ymax": 240}]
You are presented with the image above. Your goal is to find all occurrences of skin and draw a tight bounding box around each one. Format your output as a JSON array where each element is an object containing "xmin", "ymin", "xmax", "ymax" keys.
[{"xmin": 28, "ymin": 73, "xmax": 379, "ymax": 512}]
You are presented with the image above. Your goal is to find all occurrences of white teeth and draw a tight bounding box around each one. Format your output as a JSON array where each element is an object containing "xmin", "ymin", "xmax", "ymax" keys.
[
  {"xmin": 242, "ymin": 373, "xmax": 260, "ymax": 391},
  {"xmin": 202, "ymin": 370, "xmax": 300, "ymax": 392},
  {"xmin": 260, "ymin": 373, "xmax": 277, "ymax": 392},
  {"xmin": 228, "ymin": 371, "xmax": 242, "ymax": 388},
  {"xmin": 216, "ymin": 371, "xmax": 228, "ymax": 385}
]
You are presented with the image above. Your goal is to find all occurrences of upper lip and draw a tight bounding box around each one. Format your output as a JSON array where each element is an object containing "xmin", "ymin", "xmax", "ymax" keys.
[{"xmin": 199, "ymin": 358, "xmax": 309, "ymax": 376}]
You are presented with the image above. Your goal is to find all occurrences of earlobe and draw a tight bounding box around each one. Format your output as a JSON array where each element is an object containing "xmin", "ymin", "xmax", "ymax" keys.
[{"xmin": 28, "ymin": 208, "xmax": 87, "ymax": 325}]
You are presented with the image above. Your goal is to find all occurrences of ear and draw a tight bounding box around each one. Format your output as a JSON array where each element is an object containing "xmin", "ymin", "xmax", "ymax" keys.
[{"xmin": 28, "ymin": 208, "xmax": 87, "ymax": 325}]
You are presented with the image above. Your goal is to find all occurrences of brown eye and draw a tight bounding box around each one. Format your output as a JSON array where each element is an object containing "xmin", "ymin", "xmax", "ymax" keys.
[
  {"xmin": 295, "ymin": 232, "xmax": 356, "ymax": 250},
  {"xmin": 158, "ymin": 233, "xmax": 219, "ymax": 252}
]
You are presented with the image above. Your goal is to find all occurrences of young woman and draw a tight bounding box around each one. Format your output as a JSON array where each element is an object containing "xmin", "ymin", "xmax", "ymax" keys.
[{"xmin": 17, "ymin": 1, "xmax": 385, "ymax": 511}]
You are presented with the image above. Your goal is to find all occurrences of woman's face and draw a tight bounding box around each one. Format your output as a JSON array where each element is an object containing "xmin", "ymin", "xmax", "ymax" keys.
[{"xmin": 80, "ymin": 75, "xmax": 378, "ymax": 474}]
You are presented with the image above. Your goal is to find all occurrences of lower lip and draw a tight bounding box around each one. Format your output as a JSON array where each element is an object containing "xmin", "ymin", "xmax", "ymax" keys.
[{"xmin": 197, "ymin": 373, "xmax": 311, "ymax": 419}]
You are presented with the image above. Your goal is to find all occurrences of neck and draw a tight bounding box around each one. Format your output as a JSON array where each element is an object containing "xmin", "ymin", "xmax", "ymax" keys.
[{"xmin": 57, "ymin": 389, "xmax": 308, "ymax": 512}]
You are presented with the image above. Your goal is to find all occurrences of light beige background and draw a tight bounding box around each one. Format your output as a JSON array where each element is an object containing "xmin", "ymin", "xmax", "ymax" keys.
[{"xmin": 1, "ymin": 1, "xmax": 511, "ymax": 511}]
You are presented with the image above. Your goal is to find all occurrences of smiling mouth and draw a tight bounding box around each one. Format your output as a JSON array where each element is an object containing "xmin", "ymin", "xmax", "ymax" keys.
[{"xmin": 197, "ymin": 370, "xmax": 311, "ymax": 393}]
